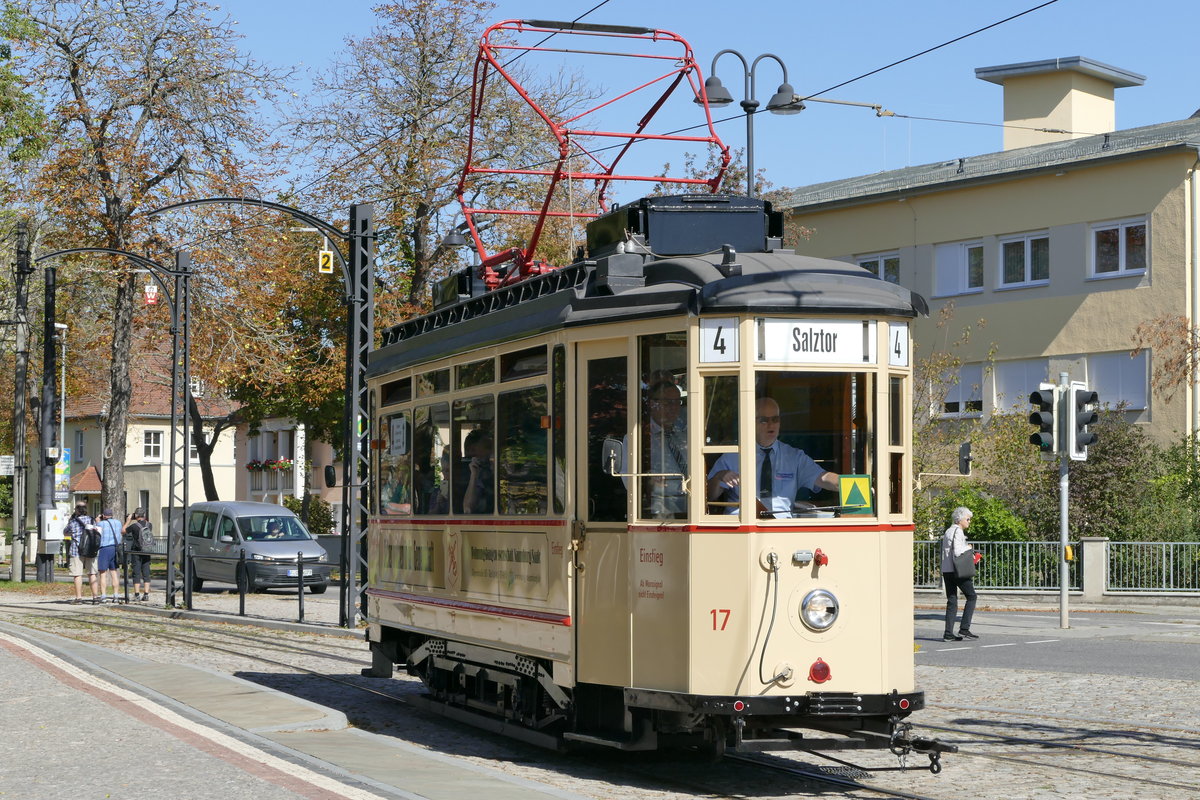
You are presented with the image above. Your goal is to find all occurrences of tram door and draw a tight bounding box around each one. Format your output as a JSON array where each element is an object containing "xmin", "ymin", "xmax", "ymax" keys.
[{"xmin": 574, "ymin": 341, "xmax": 632, "ymax": 686}]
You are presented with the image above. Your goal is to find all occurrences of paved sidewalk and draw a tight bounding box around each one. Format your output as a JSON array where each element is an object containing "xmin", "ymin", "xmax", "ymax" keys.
[{"xmin": 0, "ymin": 614, "xmax": 590, "ymax": 800}]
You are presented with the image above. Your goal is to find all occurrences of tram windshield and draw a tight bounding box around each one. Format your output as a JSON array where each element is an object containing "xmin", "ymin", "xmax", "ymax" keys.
[{"xmin": 704, "ymin": 370, "xmax": 873, "ymax": 519}]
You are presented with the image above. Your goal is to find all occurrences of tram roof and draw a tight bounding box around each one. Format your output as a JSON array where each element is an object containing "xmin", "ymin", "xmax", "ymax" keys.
[{"xmin": 369, "ymin": 250, "xmax": 928, "ymax": 376}]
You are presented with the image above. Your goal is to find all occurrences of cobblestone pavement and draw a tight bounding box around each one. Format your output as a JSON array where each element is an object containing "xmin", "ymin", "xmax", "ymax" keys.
[{"xmin": 1, "ymin": 582, "xmax": 1198, "ymax": 799}]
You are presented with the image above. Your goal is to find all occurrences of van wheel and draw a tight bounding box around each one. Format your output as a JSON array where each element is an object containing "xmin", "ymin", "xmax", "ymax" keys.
[{"xmin": 309, "ymin": 583, "xmax": 328, "ymax": 595}]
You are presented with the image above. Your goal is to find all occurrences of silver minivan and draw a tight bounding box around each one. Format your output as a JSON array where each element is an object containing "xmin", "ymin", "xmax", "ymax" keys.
[{"xmin": 185, "ymin": 500, "xmax": 332, "ymax": 594}]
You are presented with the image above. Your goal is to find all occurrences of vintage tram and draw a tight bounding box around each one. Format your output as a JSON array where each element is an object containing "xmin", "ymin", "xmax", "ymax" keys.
[{"xmin": 362, "ymin": 193, "xmax": 949, "ymax": 770}]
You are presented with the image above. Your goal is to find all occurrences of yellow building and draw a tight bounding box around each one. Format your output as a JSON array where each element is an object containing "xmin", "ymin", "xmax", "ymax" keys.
[{"xmin": 786, "ymin": 57, "xmax": 1200, "ymax": 443}]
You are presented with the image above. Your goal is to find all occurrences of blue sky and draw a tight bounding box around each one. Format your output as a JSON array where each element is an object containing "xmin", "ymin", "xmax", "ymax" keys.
[{"xmin": 221, "ymin": 0, "xmax": 1193, "ymax": 193}]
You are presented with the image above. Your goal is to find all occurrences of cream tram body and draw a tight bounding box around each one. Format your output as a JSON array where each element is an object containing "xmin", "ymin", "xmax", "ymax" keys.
[{"xmin": 364, "ymin": 196, "xmax": 928, "ymax": 752}]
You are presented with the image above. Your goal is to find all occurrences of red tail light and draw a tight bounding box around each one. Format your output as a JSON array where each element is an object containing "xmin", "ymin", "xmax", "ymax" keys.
[{"xmin": 808, "ymin": 657, "xmax": 831, "ymax": 683}]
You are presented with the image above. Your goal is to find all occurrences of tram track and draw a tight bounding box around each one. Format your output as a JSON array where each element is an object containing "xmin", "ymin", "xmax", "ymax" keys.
[
  {"xmin": 4, "ymin": 601, "xmax": 1197, "ymax": 799},
  {"xmin": 0, "ymin": 602, "xmax": 407, "ymax": 703},
  {"xmin": 725, "ymin": 753, "xmax": 946, "ymax": 800},
  {"xmin": 916, "ymin": 720, "xmax": 1200, "ymax": 769},
  {"xmin": 903, "ymin": 708, "xmax": 1200, "ymax": 795},
  {"xmin": 0, "ymin": 602, "xmax": 954, "ymax": 799}
]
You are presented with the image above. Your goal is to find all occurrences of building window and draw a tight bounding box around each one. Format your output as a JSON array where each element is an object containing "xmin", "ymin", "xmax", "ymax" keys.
[
  {"xmin": 189, "ymin": 378, "xmax": 206, "ymax": 398},
  {"xmin": 940, "ymin": 364, "xmax": 983, "ymax": 417},
  {"xmin": 934, "ymin": 241, "xmax": 984, "ymax": 297},
  {"xmin": 993, "ymin": 358, "xmax": 1050, "ymax": 411},
  {"xmin": 1088, "ymin": 351, "xmax": 1148, "ymax": 411},
  {"xmin": 1091, "ymin": 218, "xmax": 1146, "ymax": 277},
  {"xmin": 74, "ymin": 429, "xmax": 84, "ymax": 463},
  {"xmin": 999, "ymin": 232, "xmax": 1049, "ymax": 287},
  {"xmin": 858, "ymin": 252, "xmax": 900, "ymax": 284},
  {"xmin": 143, "ymin": 430, "xmax": 163, "ymax": 461},
  {"xmin": 189, "ymin": 428, "xmax": 208, "ymax": 462}
]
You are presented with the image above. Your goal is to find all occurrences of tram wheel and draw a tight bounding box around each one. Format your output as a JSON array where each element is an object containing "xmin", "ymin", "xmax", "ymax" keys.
[{"xmin": 700, "ymin": 720, "xmax": 727, "ymax": 761}]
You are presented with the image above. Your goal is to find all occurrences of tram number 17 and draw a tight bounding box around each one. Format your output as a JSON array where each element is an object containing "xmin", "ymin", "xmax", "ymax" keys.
[{"xmin": 710, "ymin": 609, "xmax": 731, "ymax": 630}]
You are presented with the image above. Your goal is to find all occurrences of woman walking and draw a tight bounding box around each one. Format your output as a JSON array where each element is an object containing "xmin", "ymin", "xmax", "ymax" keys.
[{"xmin": 941, "ymin": 506, "xmax": 980, "ymax": 641}]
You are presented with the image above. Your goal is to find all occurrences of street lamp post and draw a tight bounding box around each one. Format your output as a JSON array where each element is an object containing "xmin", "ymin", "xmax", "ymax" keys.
[
  {"xmin": 54, "ymin": 323, "xmax": 66, "ymax": 481},
  {"xmin": 149, "ymin": 198, "xmax": 375, "ymax": 628},
  {"xmin": 699, "ymin": 50, "xmax": 804, "ymax": 197},
  {"xmin": 36, "ymin": 248, "xmax": 193, "ymax": 600}
]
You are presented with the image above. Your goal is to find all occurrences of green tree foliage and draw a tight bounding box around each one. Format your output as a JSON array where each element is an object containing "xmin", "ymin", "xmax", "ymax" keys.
[
  {"xmin": 0, "ymin": 476, "xmax": 12, "ymax": 518},
  {"xmin": 13, "ymin": 0, "xmax": 284, "ymax": 516},
  {"xmin": 911, "ymin": 302, "xmax": 994, "ymax": 536},
  {"xmin": 1130, "ymin": 431, "xmax": 1200, "ymax": 542},
  {"xmin": 929, "ymin": 483, "xmax": 1028, "ymax": 542},
  {"xmin": 968, "ymin": 410, "xmax": 1058, "ymax": 539},
  {"xmin": 0, "ymin": 5, "xmax": 45, "ymax": 164},
  {"xmin": 1064, "ymin": 408, "xmax": 1156, "ymax": 539},
  {"xmin": 283, "ymin": 494, "xmax": 334, "ymax": 538}
]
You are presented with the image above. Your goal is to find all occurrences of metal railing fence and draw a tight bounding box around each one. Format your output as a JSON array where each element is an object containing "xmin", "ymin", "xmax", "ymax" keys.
[
  {"xmin": 914, "ymin": 540, "xmax": 1080, "ymax": 591},
  {"xmin": 1107, "ymin": 541, "xmax": 1200, "ymax": 593}
]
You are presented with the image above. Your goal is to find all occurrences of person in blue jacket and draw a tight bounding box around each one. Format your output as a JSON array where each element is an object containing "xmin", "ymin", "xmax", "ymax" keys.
[{"xmin": 95, "ymin": 509, "xmax": 124, "ymax": 604}]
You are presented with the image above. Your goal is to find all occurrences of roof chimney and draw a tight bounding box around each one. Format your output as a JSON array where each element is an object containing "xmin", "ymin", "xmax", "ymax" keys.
[{"xmin": 975, "ymin": 57, "xmax": 1144, "ymax": 151}]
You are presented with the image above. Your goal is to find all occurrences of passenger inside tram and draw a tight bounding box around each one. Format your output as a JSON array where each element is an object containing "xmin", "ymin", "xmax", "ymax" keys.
[
  {"xmin": 638, "ymin": 379, "xmax": 688, "ymax": 519},
  {"xmin": 706, "ymin": 396, "xmax": 840, "ymax": 518},
  {"xmin": 381, "ymin": 462, "xmax": 412, "ymax": 515},
  {"xmin": 461, "ymin": 429, "xmax": 494, "ymax": 514}
]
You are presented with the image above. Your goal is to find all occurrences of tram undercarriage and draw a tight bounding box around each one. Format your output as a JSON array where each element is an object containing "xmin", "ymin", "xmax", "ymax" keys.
[{"xmin": 366, "ymin": 634, "xmax": 954, "ymax": 771}]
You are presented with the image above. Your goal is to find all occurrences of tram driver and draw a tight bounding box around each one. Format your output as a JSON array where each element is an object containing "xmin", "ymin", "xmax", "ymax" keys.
[{"xmin": 706, "ymin": 396, "xmax": 839, "ymax": 518}]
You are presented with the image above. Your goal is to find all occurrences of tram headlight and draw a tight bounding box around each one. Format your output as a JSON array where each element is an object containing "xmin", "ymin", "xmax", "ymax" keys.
[{"xmin": 799, "ymin": 588, "xmax": 839, "ymax": 631}]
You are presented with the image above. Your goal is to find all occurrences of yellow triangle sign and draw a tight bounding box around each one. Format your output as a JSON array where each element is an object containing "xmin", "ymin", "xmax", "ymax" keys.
[{"xmin": 839, "ymin": 475, "xmax": 872, "ymax": 511}]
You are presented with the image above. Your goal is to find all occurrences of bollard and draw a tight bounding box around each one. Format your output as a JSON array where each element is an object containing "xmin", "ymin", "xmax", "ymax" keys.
[
  {"xmin": 121, "ymin": 542, "xmax": 129, "ymax": 603},
  {"xmin": 297, "ymin": 550, "xmax": 305, "ymax": 623},
  {"xmin": 182, "ymin": 543, "xmax": 193, "ymax": 610},
  {"xmin": 237, "ymin": 548, "xmax": 247, "ymax": 617}
]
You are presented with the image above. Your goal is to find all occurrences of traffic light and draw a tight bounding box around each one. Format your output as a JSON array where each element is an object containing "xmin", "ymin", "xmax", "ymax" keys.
[
  {"xmin": 1068, "ymin": 383, "xmax": 1099, "ymax": 461},
  {"xmin": 1028, "ymin": 383, "xmax": 1059, "ymax": 455},
  {"xmin": 958, "ymin": 442, "xmax": 972, "ymax": 475}
]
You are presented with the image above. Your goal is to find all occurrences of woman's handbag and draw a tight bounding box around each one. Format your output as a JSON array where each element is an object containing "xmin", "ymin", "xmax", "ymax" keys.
[{"xmin": 953, "ymin": 549, "xmax": 977, "ymax": 578}]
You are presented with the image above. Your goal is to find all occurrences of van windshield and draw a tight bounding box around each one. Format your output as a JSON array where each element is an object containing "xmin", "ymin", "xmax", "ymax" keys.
[{"xmin": 236, "ymin": 516, "xmax": 312, "ymax": 542}]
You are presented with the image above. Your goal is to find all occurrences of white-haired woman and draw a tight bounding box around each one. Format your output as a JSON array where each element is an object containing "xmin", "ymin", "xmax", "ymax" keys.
[{"xmin": 940, "ymin": 506, "xmax": 979, "ymax": 641}]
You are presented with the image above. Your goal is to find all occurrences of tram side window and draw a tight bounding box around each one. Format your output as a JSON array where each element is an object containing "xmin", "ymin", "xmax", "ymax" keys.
[
  {"xmin": 452, "ymin": 396, "xmax": 495, "ymax": 515},
  {"xmin": 889, "ymin": 375, "xmax": 906, "ymax": 516},
  {"xmin": 380, "ymin": 411, "xmax": 412, "ymax": 516},
  {"xmin": 636, "ymin": 332, "xmax": 688, "ymax": 520},
  {"xmin": 552, "ymin": 345, "xmax": 566, "ymax": 514},
  {"xmin": 586, "ymin": 357, "xmax": 627, "ymax": 522},
  {"xmin": 702, "ymin": 375, "xmax": 739, "ymax": 515},
  {"xmin": 497, "ymin": 386, "xmax": 548, "ymax": 515},
  {"xmin": 413, "ymin": 403, "xmax": 451, "ymax": 515}
]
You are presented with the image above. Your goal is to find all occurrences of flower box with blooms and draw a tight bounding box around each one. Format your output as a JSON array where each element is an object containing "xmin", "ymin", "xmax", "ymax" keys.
[
  {"xmin": 267, "ymin": 458, "xmax": 294, "ymax": 471},
  {"xmin": 246, "ymin": 460, "xmax": 264, "ymax": 471}
]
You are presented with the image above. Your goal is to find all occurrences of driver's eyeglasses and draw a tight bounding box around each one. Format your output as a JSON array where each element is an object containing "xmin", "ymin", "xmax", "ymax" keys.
[{"xmin": 756, "ymin": 415, "xmax": 781, "ymax": 424}]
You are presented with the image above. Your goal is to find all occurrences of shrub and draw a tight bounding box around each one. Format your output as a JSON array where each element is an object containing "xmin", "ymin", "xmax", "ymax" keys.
[
  {"xmin": 930, "ymin": 483, "xmax": 1028, "ymax": 542},
  {"xmin": 283, "ymin": 494, "xmax": 335, "ymax": 537}
]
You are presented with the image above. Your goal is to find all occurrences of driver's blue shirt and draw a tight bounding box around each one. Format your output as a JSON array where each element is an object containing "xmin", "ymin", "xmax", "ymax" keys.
[{"xmin": 708, "ymin": 441, "xmax": 826, "ymax": 517}]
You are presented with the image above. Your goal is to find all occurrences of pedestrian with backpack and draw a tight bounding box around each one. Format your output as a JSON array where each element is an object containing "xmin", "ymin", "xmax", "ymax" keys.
[
  {"xmin": 66, "ymin": 502, "xmax": 100, "ymax": 605},
  {"xmin": 123, "ymin": 508, "xmax": 154, "ymax": 602},
  {"xmin": 96, "ymin": 509, "xmax": 124, "ymax": 604}
]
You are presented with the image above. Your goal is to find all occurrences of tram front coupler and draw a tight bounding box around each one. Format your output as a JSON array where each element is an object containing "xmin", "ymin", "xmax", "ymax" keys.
[{"xmin": 890, "ymin": 720, "xmax": 956, "ymax": 774}]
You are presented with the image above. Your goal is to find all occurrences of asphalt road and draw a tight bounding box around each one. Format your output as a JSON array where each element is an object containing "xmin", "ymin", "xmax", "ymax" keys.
[{"xmin": 915, "ymin": 607, "xmax": 1200, "ymax": 680}]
